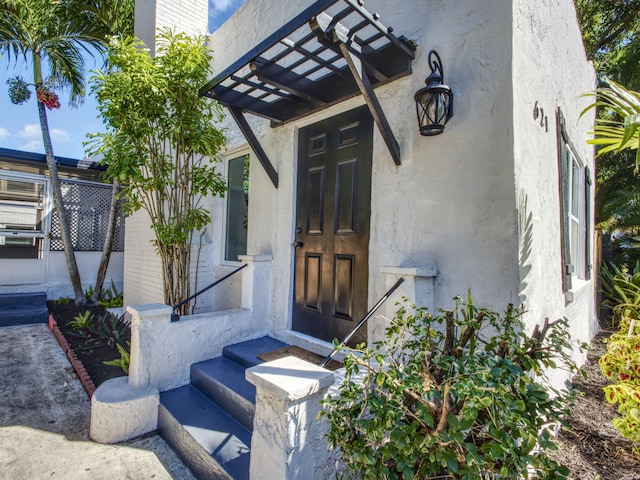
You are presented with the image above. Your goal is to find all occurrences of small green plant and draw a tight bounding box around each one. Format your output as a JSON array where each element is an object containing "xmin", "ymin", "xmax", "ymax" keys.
[
  {"xmin": 98, "ymin": 280, "xmax": 123, "ymax": 308},
  {"xmin": 599, "ymin": 318, "xmax": 640, "ymax": 456},
  {"xmin": 321, "ymin": 295, "xmax": 584, "ymax": 480},
  {"xmin": 68, "ymin": 310, "xmax": 95, "ymax": 331},
  {"xmin": 84, "ymin": 285, "xmax": 96, "ymax": 302},
  {"xmin": 52, "ymin": 296, "xmax": 71, "ymax": 305},
  {"xmin": 104, "ymin": 342, "xmax": 130, "ymax": 374},
  {"xmin": 69, "ymin": 312, "xmax": 130, "ymax": 350}
]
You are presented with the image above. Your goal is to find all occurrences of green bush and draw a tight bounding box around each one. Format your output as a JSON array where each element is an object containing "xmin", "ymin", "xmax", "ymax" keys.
[
  {"xmin": 98, "ymin": 280, "xmax": 123, "ymax": 308},
  {"xmin": 68, "ymin": 310, "xmax": 95, "ymax": 330},
  {"xmin": 104, "ymin": 342, "xmax": 130, "ymax": 374},
  {"xmin": 321, "ymin": 296, "xmax": 584, "ymax": 480},
  {"xmin": 68, "ymin": 312, "xmax": 130, "ymax": 350},
  {"xmin": 599, "ymin": 318, "xmax": 640, "ymax": 456},
  {"xmin": 52, "ymin": 296, "xmax": 71, "ymax": 305},
  {"xmin": 600, "ymin": 263, "xmax": 640, "ymax": 326}
]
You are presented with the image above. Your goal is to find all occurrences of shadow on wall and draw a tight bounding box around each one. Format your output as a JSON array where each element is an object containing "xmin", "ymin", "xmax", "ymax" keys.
[{"xmin": 518, "ymin": 190, "xmax": 533, "ymax": 306}]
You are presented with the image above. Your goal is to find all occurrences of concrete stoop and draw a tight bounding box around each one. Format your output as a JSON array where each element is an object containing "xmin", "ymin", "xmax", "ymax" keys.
[
  {"xmin": 0, "ymin": 292, "xmax": 48, "ymax": 327},
  {"xmin": 158, "ymin": 336, "xmax": 288, "ymax": 480}
]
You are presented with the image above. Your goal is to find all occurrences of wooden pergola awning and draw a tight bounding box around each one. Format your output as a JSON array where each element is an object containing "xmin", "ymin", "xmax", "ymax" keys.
[{"xmin": 199, "ymin": 0, "xmax": 416, "ymax": 187}]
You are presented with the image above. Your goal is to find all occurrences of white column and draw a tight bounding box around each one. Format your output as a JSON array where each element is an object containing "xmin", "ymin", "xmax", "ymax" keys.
[
  {"xmin": 369, "ymin": 266, "xmax": 438, "ymax": 344},
  {"xmin": 238, "ymin": 255, "xmax": 272, "ymax": 311},
  {"xmin": 127, "ymin": 303, "xmax": 173, "ymax": 389},
  {"xmin": 246, "ymin": 357, "xmax": 336, "ymax": 480}
]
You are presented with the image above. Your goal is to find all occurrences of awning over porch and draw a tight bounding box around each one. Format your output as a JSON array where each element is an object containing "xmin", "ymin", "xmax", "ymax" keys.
[{"xmin": 200, "ymin": 0, "xmax": 416, "ymax": 186}]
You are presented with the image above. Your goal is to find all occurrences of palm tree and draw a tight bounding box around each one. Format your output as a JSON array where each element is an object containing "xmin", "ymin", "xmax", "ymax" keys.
[
  {"xmin": 0, "ymin": 0, "xmax": 132, "ymax": 305},
  {"xmin": 584, "ymin": 79, "xmax": 640, "ymax": 168}
]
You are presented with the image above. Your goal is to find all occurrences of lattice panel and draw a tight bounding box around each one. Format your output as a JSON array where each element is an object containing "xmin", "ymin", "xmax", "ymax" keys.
[{"xmin": 50, "ymin": 181, "xmax": 124, "ymax": 252}]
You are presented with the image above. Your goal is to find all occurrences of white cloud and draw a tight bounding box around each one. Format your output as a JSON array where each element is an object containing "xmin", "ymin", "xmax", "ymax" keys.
[
  {"xmin": 51, "ymin": 128, "xmax": 71, "ymax": 143},
  {"xmin": 17, "ymin": 123, "xmax": 71, "ymax": 152},
  {"xmin": 209, "ymin": 0, "xmax": 236, "ymax": 12},
  {"xmin": 0, "ymin": 127, "xmax": 8, "ymax": 142}
]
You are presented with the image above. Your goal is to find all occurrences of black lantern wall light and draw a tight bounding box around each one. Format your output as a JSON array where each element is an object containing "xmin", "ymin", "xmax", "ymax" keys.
[{"xmin": 414, "ymin": 50, "xmax": 453, "ymax": 136}]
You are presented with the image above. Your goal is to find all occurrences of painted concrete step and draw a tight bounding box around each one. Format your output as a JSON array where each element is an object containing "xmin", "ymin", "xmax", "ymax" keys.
[
  {"xmin": 222, "ymin": 336, "xmax": 289, "ymax": 368},
  {"xmin": 0, "ymin": 291, "xmax": 46, "ymax": 308},
  {"xmin": 0, "ymin": 292, "xmax": 48, "ymax": 327},
  {"xmin": 191, "ymin": 357, "xmax": 256, "ymax": 431},
  {"xmin": 159, "ymin": 384, "xmax": 251, "ymax": 480}
]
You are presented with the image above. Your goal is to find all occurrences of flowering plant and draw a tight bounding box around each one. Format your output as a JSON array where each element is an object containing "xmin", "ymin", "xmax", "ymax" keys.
[{"xmin": 599, "ymin": 318, "xmax": 640, "ymax": 454}]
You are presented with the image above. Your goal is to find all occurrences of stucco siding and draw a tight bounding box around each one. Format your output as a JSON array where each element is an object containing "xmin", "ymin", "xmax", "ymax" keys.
[
  {"xmin": 209, "ymin": 0, "xmax": 519, "ymax": 341},
  {"xmin": 511, "ymin": 0, "xmax": 597, "ymax": 349}
]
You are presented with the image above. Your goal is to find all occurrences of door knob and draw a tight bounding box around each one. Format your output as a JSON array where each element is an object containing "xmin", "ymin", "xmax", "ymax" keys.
[{"xmin": 291, "ymin": 241, "xmax": 304, "ymax": 248}]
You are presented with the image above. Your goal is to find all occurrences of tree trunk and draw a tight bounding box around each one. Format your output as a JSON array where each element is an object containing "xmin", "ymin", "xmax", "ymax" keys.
[
  {"xmin": 90, "ymin": 179, "xmax": 122, "ymax": 305},
  {"xmin": 36, "ymin": 93, "xmax": 85, "ymax": 305}
]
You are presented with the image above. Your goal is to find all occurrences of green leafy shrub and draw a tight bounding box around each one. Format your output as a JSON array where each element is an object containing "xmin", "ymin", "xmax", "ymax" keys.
[
  {"xmin": 69, "ymin": 312, "xmax": 130, "ymax": 350},
  {"xmin": 98, "ymin": 280, "xmax": 123, "ymax": 308},
  {"xmin": 104, "ymin": 342, "xmax": 130, "ymax": 374},
  {"xmin": 321, "ymin": 296, "xmax": 584, "ymax": 480},
  {"xmin": 83, "ymin": 281, "xmax": 124, "ymax": 308},
  {"xmin": 600, "ymin": 263, "xmax": 640, "ymax": 326},
  {"xmin": 84, "ymin": 285, "xmax": 96, "ymax": 302},
  {"xmin": 599, "ymin": 318, "xmax": 640, "ymax": 456},
  {"xmin": 68, "ymin": 310, "xmax": 95, "ymax": 331},
  {"xmin": 52, "ymin": 296, "xmax": 71, "ymax": 305}
]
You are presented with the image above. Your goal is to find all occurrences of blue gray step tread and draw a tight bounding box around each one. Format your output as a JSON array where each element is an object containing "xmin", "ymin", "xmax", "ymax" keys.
[
  {"xmin": 0, "ymin": 292, "xmax": 47, "ymax": 308},
  {"xmin": 222, "ymin": 336, "xmax": 289, "ymax": 368},
  {"xmin": 0, "ymin": 306, "xmax": 49, "ymax": 326},
  {"xmin": 191, "ymin": 357, "xmax": 256, "ymax": 431},
  {"xmin": 192, "ymin": 357, "xmax": 256, "ymax": 404},
  {"xmin": 160, "ymin": 384, "xmax": 251, "ymax": 480}
]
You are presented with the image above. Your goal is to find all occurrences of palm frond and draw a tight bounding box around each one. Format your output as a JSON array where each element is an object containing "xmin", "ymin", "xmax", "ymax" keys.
[{"xmin": 584, "ymin": 80, "xmax": 640, "ymax": 168}]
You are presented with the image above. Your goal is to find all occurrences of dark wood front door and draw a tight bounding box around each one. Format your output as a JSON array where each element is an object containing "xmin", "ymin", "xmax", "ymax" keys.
[{"xmin": 292, "ymin": 106, "xmax": 373, "ymax": 346}]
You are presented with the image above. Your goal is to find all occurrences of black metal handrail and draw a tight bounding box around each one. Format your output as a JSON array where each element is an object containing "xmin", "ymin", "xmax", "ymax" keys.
[
  {"xmin": 320, "ymin": 277, "xmax": 405, "ymax": 368},
  {"xmin": 171, "ymin": 263, "xmax": 248, "ymax": 322}
]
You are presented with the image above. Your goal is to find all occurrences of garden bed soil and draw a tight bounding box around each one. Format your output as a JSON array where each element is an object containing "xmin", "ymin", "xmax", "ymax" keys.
[
  {"xmin": 48, "ymin": 301, "xmax": 126, "ymax": 388},
  {"xmin": 47, "ymin": 303, "xmax": 640, "ymax": 479},
  {"xmin": 549, "ymin": 327, "xmax": 640, "ymax": 479}
]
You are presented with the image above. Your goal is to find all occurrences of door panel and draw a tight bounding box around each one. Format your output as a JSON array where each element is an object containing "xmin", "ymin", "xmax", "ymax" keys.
[{"xmin": 293, "ymin": 105, "xmax": 373, "ymax": 346}]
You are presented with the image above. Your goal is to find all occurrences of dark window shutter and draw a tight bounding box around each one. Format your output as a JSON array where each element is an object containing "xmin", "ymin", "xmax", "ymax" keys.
[
  {"xmin": 556, "ymin": 109, "xmax": 572, "ymax": 292},
  {"xmin": 585, "ymin": 166, "xmax": 592, "ymax": 280}
]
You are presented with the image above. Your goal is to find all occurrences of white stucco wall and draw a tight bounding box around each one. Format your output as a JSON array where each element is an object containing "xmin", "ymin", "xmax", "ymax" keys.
[
  {"xmin": 209, "ymin": 0, "xmax": 520, "ymax": 345},
  {"xmin": 511, "ymin": 0, "xmax": 597, "ymax": 358},
  {"xmin": 0, "ymin": 251, "xmax": 124, "ymax": 300}
]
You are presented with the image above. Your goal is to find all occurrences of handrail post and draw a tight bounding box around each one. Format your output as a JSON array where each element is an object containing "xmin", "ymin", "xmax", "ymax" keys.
[{"xmin": 320, "ymin": 277, "xmax": 404, "ymax": 368}]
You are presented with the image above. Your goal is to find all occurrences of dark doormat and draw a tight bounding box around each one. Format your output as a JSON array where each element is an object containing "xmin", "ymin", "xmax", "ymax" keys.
[{"xmin": 257, "ymin": 345, "xmax": 342, "ymax": 371}]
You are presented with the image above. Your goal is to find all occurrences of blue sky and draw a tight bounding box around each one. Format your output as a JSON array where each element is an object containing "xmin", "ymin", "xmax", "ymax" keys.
[{"xmin": 0, "ymin": 0, "xmax": 245, "ymax": 160}]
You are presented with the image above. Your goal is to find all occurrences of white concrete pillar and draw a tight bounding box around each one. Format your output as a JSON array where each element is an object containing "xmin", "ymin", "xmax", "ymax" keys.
[
  {"xmin": 369, "ymin": 266, "xmax": 438, "ymax": 344},
  {"xmin": 127, "ymin": 303, "xmax": 173, "ymax": 389},
  {"xmin": 238, "ymin": 255, "xmax": 272, "ymax": 311},
  {"xmin": 90, "ymin": 376, "xmax": 159, "ymax": 444},
  {"xmin": 246, "ymin": 357, "xmax": 336, "ymax": 480}
]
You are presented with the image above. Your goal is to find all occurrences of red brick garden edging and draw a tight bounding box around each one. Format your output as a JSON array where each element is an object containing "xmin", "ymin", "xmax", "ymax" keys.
[{"xmin": 49, "ymin": 313, "xmax": 96, "ymax": 399}]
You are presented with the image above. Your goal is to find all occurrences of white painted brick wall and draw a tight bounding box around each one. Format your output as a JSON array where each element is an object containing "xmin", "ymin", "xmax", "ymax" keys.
[
  {"xmin": 127, "ymin": 0, "xmax": 212, "ymax": 307},
  {"xmin": 123, "ymin": 210, "xmax": 164, "ymax": 306},
  {"xmin": 136, "ymin": 0, "xmax": 208, "ymax": 54}
]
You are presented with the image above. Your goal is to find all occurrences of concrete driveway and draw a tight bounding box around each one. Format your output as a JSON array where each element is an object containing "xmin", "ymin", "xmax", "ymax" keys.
[{"xmin": 0, "ymin": 324, "xmax": 196, "ymax": 480}]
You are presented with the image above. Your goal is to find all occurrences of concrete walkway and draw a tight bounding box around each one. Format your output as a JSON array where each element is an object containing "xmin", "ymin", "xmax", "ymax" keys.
[{"xmin": 0, "ymin": 324, "xmax": 196, "ymax": 480}]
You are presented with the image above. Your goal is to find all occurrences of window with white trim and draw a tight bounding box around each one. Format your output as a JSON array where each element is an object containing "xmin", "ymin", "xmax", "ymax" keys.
[{"xmin": 224, "ymin": 154, "xmax": 249, "ymax": 262}]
